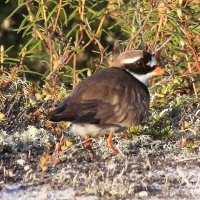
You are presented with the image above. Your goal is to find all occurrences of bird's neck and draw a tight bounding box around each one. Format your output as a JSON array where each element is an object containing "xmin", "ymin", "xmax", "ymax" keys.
[{"xmin": 123, "ymin": 69, "xmax": 155, "ymax": 86}]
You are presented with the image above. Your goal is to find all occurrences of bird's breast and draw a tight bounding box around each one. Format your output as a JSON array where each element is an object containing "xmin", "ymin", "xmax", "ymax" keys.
[{"xmin": 113, "ymin": 83, "xmax": 150, "ymax": 128}]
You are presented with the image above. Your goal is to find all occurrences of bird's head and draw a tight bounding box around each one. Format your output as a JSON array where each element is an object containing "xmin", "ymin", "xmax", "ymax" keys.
[{"xmin": 111, "ymin": 50, "xmax": 166, "ymax": 85}]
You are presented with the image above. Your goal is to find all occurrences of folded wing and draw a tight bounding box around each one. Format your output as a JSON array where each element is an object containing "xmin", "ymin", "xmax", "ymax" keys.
[{"xmin": 50, "ymin": 67, "xmax": 149, "ymax": 127}]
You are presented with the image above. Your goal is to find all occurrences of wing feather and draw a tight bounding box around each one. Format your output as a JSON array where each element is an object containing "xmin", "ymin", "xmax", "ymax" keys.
[{"xmin": 50, "ymin": 67, "xmax": 149, "ymax": 127}]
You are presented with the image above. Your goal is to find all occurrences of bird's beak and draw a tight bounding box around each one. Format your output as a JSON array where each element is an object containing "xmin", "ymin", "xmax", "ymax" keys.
[{"xmin": 153, "ymin": 66, "xmax": 168, "ymax": 76}]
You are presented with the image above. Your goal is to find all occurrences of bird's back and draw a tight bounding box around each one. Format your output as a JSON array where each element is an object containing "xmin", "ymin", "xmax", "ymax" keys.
[{"xmin": 50, "ymin": 67, "xmax": 150, "ymax": 128}]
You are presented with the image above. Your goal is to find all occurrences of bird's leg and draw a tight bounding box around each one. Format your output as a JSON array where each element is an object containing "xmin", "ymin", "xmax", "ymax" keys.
[
  {"xmin": 107, "ymin": 129, "xmax": 119, "ymax": 156},
  {"xmin": 84, "ymin": 135, "xmax": 96, "ymax": 157}
]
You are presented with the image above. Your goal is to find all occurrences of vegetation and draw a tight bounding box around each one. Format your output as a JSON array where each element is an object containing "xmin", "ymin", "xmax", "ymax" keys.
[{"xmin": 0, "ymin": 0, "xmax": 200, "ymax": 199}]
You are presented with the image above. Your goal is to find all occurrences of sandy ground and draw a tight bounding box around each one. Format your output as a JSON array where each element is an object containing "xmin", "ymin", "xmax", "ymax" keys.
[{"xmin": 1, "ymin": 126, "xmax": 200, "ymax": 200}]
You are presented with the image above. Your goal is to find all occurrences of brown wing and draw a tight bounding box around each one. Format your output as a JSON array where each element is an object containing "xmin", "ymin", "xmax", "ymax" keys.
[{"xmin": 50, "ymin": 67, "xmax": 150, "ymax": 127}]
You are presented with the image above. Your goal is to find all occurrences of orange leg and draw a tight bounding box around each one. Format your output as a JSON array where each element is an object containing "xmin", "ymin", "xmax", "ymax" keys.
[
  {"xmin": 107, "ymin": 129, "xmax": 119, "ymax": 156},
  {"xmin": 84, "ymin": 135, "xmax": 96, "ymax": 157}
]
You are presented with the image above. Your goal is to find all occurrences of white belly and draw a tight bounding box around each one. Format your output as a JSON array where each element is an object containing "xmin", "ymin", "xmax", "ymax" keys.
[{"xmin": 70, "ymin": 123, "xmax": 124, "ymax": 137}]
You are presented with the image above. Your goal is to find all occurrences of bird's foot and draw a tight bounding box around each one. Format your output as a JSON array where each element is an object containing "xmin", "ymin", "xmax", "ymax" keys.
[{"xmin": 84, "ymin": 135, "xmax": 97, "ymax": 159}]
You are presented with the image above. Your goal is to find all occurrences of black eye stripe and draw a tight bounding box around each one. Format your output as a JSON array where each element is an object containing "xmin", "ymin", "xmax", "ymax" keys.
[
  {"xmin": 123, "ymin": 54, "xmax": 156, "ymax": 74},
  {"xmin": 125, "ymin": 63, "xmax": 156, "ymax": 74}
]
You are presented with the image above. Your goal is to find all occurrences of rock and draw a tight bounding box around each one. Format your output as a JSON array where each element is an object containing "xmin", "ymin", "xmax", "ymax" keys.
[{"xmin": 138, "ymin": 191, "xmax": 148, "ymax": 198}]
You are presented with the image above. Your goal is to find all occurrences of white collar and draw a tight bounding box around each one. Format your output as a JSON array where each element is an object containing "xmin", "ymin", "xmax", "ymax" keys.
[{"xmin": 125, "ymin": 69, "xmax": 155, "ymax": 86}]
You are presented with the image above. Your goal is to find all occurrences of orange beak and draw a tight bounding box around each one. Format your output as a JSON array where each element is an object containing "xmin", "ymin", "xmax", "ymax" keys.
[{"xmin": 153, "ymin": 66, "xmax": 165, "ymax": 75}]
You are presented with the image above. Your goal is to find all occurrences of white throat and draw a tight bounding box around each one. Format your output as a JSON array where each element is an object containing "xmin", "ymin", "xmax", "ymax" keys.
[{"xmin": 125, "ymin": 70, "xmax": 155, "ymax": 86}]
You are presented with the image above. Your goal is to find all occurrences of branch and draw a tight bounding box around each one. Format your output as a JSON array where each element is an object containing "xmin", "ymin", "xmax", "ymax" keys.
[
  {"xmin": 53, "ymin": 0, "xmax": 62, "ymax": 33},
  {"xmin": 180, "ymin": 18, "xmax": 200, "ymax": 73},
  {"xmin": 126, "ymin": 6, "xmax": 153, "ymax": 50}
]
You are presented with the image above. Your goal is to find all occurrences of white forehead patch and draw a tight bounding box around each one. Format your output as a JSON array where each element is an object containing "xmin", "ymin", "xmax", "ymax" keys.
[
  {"xmin": 121, "ymin": 56, "xmax": 142, "ymax": 64},
  {"xmin": 147, "ymin": 56, "xmax": 157, "ymax": 67}
]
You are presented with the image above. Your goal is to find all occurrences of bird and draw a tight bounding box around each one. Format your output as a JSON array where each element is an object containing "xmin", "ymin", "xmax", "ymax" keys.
[{"xmin": 50, "ymin": 49, "xmax": 165, "ymax": 156}]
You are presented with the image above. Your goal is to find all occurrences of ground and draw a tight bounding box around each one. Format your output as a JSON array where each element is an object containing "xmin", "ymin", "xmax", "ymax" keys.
[{"xmin": 1, "ymin": 125, "xmax": 200, "ymax": 200}]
